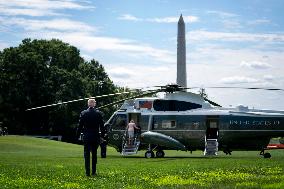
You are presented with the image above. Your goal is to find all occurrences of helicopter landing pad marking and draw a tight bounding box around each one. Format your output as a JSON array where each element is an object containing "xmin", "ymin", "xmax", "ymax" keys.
[{"xmin": 113, "ymin": 134, "xmax": 119, "ymax": 140}]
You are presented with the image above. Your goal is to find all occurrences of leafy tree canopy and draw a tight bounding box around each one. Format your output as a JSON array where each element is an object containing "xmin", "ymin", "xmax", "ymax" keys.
[{"xmin": 0, "ymin": 38, "xmax": 122, "ymax": 141}]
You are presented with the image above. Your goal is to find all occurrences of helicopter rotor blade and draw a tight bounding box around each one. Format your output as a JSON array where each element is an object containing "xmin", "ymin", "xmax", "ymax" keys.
[
  {"xmin": 211, "ymin": 86, "xmax": 284, "ymax": 91},
  {"xmin": 203, "ymin": 97, "xmax": 222, "ymax": 107},
  {"xmin": 25, "ymin": 90, "xmax": 139, "ymax": 111},
  {"xmin": 152, "ymin": 84, "xmax": 194, "ymax": 93},
  {"xmin": 189, "ymin": 86, "xmax": 284, "ymax": 107},
  {"xmin": 189, "ymin": 86, "xmax": 284, "ymax": 91},
  {"xmin": 98, "ymin": 89, "xmax": 160, "ymax": 109}
]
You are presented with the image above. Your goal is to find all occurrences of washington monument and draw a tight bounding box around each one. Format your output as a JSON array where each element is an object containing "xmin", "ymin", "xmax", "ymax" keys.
[{"xmin": 177, "ymin": 14, "xmax": 187, "ymax": 87}]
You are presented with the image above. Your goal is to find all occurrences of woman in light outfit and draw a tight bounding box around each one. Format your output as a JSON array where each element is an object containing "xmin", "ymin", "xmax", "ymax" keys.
[{"xmin": 127, "ymin": 120, "xmax": 139, "ymax": 145}]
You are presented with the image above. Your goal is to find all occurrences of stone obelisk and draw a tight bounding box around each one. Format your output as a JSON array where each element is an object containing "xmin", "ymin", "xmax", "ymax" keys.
[{"xmin": 177, "ymin": 14, "xmax": 187, "ymax": 88}]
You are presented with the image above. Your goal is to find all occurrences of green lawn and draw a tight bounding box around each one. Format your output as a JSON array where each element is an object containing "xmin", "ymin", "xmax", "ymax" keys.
[{"xmin": 0, "ymin": 135, "xmax": 284, "ymax": 188}]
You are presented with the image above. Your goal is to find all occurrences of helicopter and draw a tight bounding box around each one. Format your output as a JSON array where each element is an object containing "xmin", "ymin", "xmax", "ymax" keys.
[
  {"xmin": 26, "ymin": 83, "xmax": 284, "ymax": 159},
  {"xmin": 99, "ymin": 84, "xmax": 284, "ymax": 159}
]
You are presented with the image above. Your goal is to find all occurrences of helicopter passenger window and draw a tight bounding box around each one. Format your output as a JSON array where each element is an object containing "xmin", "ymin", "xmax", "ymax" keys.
[
  {"xmin": 161, "ymin": 120, "xmax": 176, "ymax": 129},
  {"xmin": 140, "ymin": 115, "xmax": 149, "ymax": 130},
  {"xmin": 153, "ymin": 100, "xmax": 202, "ymax": 111},
  {"xmin": 111, "ymin": 114, "xmax": 127, "ymax": 130}
]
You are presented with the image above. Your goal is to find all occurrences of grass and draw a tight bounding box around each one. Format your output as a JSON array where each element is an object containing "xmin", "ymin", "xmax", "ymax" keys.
[{"xmin": 0, "ymin": 136, "xmax": 284, "ymax": 188}]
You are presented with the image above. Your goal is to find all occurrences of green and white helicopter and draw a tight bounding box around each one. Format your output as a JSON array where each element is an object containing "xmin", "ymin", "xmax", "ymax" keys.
[{"xmin": 27, "ymin": 84, "xmax": 284, "ymax": 159}]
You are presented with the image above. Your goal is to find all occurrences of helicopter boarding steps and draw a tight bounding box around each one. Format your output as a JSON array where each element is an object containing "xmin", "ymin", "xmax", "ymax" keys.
[
  {"xmin": 121, "ymin": 136, "xmax": 140, "ymax": 155},
  {"xmin": 204, "ymin": 138, "xmax": 218, "ymax": 156}
]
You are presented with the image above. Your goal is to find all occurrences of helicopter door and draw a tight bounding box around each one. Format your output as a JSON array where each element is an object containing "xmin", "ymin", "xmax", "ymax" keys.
[
  {"xmin": 128, "ymin": 113, "xmax": 142, "ymax": 134},
  {"xmin": 206, "ymin": 116, "xmax": 219, "ymax": 139},
  {"xmin": 122, "ymin": 113, "xmax": 142, "ymax": 155},
  {"xmin": 128, "ymin": 113, "xmax": 141, "ymax": 126}
]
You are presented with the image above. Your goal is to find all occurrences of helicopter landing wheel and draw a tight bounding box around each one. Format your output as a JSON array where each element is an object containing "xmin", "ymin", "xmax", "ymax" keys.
[
  {"xmin": 223, "ymin": 149, "xmax": 232, "ymax": 155},
  {"xmin": 145, "ymin": 150, "xmax": 155, "ymax": 158},
  {"xmin": 156, "ymin": 150, "xmax": 165, "ymax": 158},
  {"xmin": 260, "ymin": 149, "xmax": 271, "ymax": 158},
  {"xmin": 260, "ymin": 149, "xmax": 264, "ymax": 156},
  {"xmin": 263, "ymin": 153, "xmax": 271, "ymax": 159}
]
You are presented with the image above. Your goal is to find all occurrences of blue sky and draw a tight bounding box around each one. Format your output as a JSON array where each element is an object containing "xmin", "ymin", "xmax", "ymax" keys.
[{"xmin": 1, "ymin": 0, "xmax": 284, "ymax": 110}]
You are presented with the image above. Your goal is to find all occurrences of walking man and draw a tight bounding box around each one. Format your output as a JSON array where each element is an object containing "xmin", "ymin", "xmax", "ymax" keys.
[{"xmin": 77, "ymin": 98, "xmax": 105, "ymax": 176}]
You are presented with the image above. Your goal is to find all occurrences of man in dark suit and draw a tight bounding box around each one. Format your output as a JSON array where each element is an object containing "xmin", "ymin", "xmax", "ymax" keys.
[
  {"xmin": 77, "ymin": 98, "xmax": 105, "ymax": 176},
  {"xmin": 100, "ymin": 132, "xmax": 108, "ymax": 158}
]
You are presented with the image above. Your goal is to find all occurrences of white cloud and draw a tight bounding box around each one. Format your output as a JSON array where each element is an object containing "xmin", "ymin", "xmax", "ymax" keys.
[
  {"xmin": 247, "ymin": 19, "xmax": 271, "ymax": 26},
  {"xmin": 188, "ymin": 30, "xmax": 284, "ymax": 42},
  {"xmin": 107, "ymin": 67, "xmax": 135, "ymax": 79},
  {"xmin": 105, "ymin": 64, "xmax": 175, "ymax": 88},
  {"xmin": 0, "ymin": 0, "xmax": 93, "ymax": 10},
  {"xmin": 0, "ymin": 7, "xmax": 60, "ymax": 17},
  {"xmin": 263, "ymin": 75, "xmax": 274, "ymax": 81},
  {"xmin": 148, "ymin": 16, "xmax": 199, "ymax": 23},
  {"xmin": 63, "ymin": 33, "xmax": 175, "ymax": 63},
  {"xmin": 222, "ymin": 19, "xmax": 242, "ymax": 29},
  {"xmin": 118, "ymin": 14, "xmax": 141, "ymax": 21},
  {"xmin": 204, "ymin": 87, "xmax": 284, "ymax": 110},
  {"xmin": 206, "ymin": 10, "xmax": 242, "ymax": 29},
  {"xmin": 1, "ymin": 17, "xmax": 97, "ymax": 32},
  {"xmin": 240, "ymin": 60, "xmax": 272, "ymax": 69},
  {"xmin": 25, "ymin": 31, "xmax": 175, "ymax": 63},
  {"xmin": 0, "ymin": 0, "xmax": 94, "ymax": 17},
  {"xmin": 117, "ymin": 14, "xmax": 199, "ymax": 23},
  {"xmin": 207, "ymin": 10, "xmax": 238, "ymax": 18},
  {"xmin": 220, "ymin": 76, "xmax": 259, "ymax": 84},
  {"xmin": 187, "ymin": 44, "xmax": 284, "ymax": 91}
]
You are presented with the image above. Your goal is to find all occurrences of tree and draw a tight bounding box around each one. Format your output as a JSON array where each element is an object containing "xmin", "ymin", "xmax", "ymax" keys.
[{"xmin": 0, "ymin": 39, "xmax": 119, "ymax": 141}]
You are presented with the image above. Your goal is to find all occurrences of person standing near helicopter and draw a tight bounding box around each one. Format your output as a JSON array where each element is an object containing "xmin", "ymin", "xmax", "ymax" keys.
[
  {"xmin": 77, "ymin": 98, "xmax": 105, "ymax": 176},
  {"xmin": 100, "ymin": 129, "xmax": 108, "ymax": 158},
  {"xmin": 126, "ymin": 120, "xmax": 139, "ymax": 145}
]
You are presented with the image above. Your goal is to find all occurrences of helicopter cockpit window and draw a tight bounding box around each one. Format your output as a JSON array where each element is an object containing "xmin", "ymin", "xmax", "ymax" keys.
[
  {"xmin": 110, "ymin": 114, "xmax": 127, "ymax": 130},
  {"xmin": 153, "ymin": 100, "xmax": 202, "ymax": 111}
]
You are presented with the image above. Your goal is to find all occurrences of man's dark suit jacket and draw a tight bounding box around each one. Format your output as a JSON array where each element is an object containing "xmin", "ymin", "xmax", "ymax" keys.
[{"xmin": 77, "ymin": 107, "xmax": 104, "ymax": 144}]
